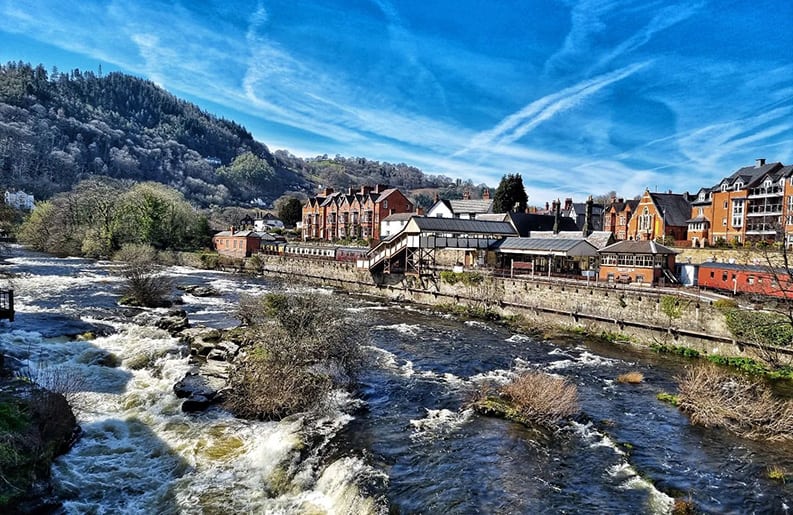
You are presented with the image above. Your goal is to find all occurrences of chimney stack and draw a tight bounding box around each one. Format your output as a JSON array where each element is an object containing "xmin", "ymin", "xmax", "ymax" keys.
[
  {"xmin": 552, "ymin": 199, "xmax": 561, "ymax": 234},
  {"xmin": 482, "ymin": 188, "xmax": 491, "ymax": 200},
  {"xmin": 463, "ymin": 189, "xmax": 471, "ymax": 200},
  {"xmin": 756, "ymin": 158, "xmax": 766, "ymax": 168},
  {"xmin": 564, "ymin": 197, "xmax": 573, "ymax": 211},
  {"xmin": 583, "ymin": 195, "xmax": 593, "ymax": 237}
]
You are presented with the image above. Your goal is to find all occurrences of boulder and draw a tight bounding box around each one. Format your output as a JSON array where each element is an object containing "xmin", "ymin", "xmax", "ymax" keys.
[
  {"xmin": 155, "ymin": 309, "xmax": 189, "ymax": 335},
  {"xmin": 177, "ymin": 284, "xmax": 219, "ymax": 297},
  {"xmin": 181, "ymin": 395, "xmax": 214, "ymax": 412},
  {"xmin": 180, "ymin": 327, "xmax": 222, "ymax": 357}
]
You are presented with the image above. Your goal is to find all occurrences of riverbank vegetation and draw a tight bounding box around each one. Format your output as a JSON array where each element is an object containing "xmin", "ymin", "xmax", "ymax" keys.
[
  {"xmin": 676, "ymin": 365, "xmax": 793, "ymax": 441},
  {"xmin": 18, "ymin": 178, "xmax": 209, "ymax": 258},
  {"xmin": 470, "ymin": 372, "xmax": 579, "ymax": 429},
  {"xmin": 0, "ymin": 376, "xmax": 78, "ymax": 510},
  {"xmin": 114, "ymin": 243, "xmax": 175, "ymax": 308},
  {"xmin": 225, "ymin": 293, "xmax": 365, "ymax": 420}
]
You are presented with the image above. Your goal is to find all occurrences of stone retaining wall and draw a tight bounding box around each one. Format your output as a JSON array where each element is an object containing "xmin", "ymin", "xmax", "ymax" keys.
[{"xmin": 252, "ymin": 255, "xmax": 764, "ymax": 358}]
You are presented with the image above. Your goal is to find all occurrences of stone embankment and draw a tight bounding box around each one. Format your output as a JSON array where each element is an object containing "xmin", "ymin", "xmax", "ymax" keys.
[{"xmin": 249, "ymin": 255, "xmax": 762, "ymax": 358}]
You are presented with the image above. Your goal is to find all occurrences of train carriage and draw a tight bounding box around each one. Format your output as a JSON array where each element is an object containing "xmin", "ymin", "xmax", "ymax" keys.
[{"xmin": 697, "ymin": 262, "xmax": 793, "ymax": 299}]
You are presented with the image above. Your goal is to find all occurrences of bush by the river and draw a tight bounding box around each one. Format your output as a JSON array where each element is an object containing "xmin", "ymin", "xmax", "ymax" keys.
[
  {"xmin": 471, "ymin": 372, "xmax": 579, "ymax": 429},
  {"xmin": 0, "ymin": 377, "xmax": 79, "ymax": 510},
  {"xmin": 224, "ymin": 293, "xmax": 364, "ymax": 420},
  {"xmin": 676, "ymin": 365, "xmax": 793, "ymax": 441},
  {"xmin": 114, "ymin": 244, "xmax": 175, "ymax": 308}
]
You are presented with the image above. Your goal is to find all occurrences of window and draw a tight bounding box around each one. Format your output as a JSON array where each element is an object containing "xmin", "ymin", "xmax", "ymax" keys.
[
  {"xmin": 382, "ymin": 200, "xmax": 388, "ymax": 209},
  {"xmin": 732, "ymin": 200, "xmax": 744, "ymax": 228},
  {"xmin": 722, "ymin": 272, "xmax": 728, "ymax": 281},
  {"xmin": 710, "ymin": 271, "xmax": 714, "ymax": 278},
  {"xmin": 734, "ymin": 181, "xmax": 743, "ymax": 191},
  {"xmin": 638, "ymin": 207, "xmax": 651, "ymax": 232},
  {"xmin": 721, "ymin": 183, "xmax": 728, "ymax": 192},
  {"xmin": 723, "ymin": 201, "xmax": 728, "ymax": 209}
]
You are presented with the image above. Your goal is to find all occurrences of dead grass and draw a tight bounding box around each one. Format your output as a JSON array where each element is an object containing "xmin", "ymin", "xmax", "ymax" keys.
[
  {"xmin": 617, "ymin": 371, "xmax": 644, "ymax": 384},
  {"xmin": 499, "ymin": 372, "xmax": 579, "ymax": 428},
  {"xmin": 676, "ymin": 364, "xmax": 793, "ymax": 441}
]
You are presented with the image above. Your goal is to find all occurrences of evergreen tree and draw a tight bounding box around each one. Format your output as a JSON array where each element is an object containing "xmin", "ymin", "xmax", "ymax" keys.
[
  {"xmin": 492, "ymin": 173, "xmax": 528, "ymax": 213},
  {"xmin": 277, "ymin": 197, "xmax": 303, "ymax": 228}
]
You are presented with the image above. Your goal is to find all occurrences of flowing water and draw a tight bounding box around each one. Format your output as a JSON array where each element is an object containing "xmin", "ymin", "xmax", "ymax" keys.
[{"xmin": 1, "ymin": 246, "xmax": 792, "ymax": 514}]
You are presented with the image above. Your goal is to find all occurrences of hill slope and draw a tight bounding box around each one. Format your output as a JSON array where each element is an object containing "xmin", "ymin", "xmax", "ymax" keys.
[{"xmin": 0, "ymin": 62, "xmax": 466, "ymax": 206}]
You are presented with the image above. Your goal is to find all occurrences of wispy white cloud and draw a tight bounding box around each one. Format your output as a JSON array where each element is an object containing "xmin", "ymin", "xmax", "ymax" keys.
[
  {"xmin": 0, "ymin": 0, "xmax": 790, "ymax": 204},
  {"xmin": 457, "ymin": 61, "xmax": 650, "ymax": 155}
]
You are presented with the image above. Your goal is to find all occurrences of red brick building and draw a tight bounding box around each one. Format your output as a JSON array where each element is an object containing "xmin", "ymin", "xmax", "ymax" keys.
[
  {"xmin": 597, "ymin": 240, "xmax": 678, "ymax": 285},
  {"xmin": 626, "ymin": 190, "xmax": 691, "ymax": 243},
  {"xmin": 212, "ymin": 229, "xmax": 268, "ymax": 258},
  {"xmin": 302, "ymin": 185, "xmax": 414, "ymax": 242},
  {"xmin": 603, "ymin": 197, "xmax": 639, "ymax": 241}
]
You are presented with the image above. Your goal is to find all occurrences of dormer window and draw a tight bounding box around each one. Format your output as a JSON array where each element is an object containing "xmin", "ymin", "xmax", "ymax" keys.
[
  {"xmin": 721, "ymin": 183, "xmax": 728, "ymax": 192},
  {"xmin": 698, "ymin": 192, "xmax": 705, "ymax": 201},
  {"xmin": 734, "ymin": 181, "xmax": 743, "ymax": 191},
  {"xmin": 764, "ymin": 179, "xmax": 772, "ymax": 187}
]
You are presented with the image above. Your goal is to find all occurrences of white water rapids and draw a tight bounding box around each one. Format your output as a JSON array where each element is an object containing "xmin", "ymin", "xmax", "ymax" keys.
[{"xmin": 0, "ymin": 253, "xmax": 385, "ymax": 514}]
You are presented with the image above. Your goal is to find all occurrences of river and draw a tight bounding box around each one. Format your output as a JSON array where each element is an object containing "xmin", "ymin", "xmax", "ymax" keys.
[{"xmin": 1, "ymin": 246, "xmax": 791, "ymax": 514}]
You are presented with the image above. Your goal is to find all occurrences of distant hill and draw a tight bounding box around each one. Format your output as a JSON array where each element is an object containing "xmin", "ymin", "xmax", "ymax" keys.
[{"xmin": 0, "ymin": 61, "xmax": 471, "ymax": 206}]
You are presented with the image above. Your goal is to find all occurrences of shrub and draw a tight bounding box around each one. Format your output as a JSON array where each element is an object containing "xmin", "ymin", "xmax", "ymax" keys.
[
  {"xmin": 767, "ymin": 465, "xmax": 788, "ymax": 482},
  {"xmin": 114, "ymin": 243, "xmax": 174, "ymax": 307},
  {"xmin": 656, "ymin": 392, "xmax": 680, "ymax": 406},
  {"xmin": 224, "ymin": 293, "xmax": 364, "ymax": 420},
  {"xmin": 439, "ymin": 271, "xmax": 484, "ymax": 286},
  {"xmin": 713, "ymin": 299, "xmax": 738, "ymax": 311},
  {"xmin": 617, "ymin": 371, "xmax": 644, "ymax": 384},
  {"xmin": 676, "ymin": 365, "xmax": 793, "ymax": 441},
  {"xmin": 650, "ymin": 343, "xmax": 701, "ymax": 358},
  {"xmin": 497, "ymin": 372, "xmax": 579, "ymax": 428},
  {"xmin": 722, "ymin": 308, "xmax": 793, "ymax": 349}
]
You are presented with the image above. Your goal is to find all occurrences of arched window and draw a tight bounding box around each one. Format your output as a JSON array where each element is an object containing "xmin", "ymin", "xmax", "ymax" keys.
[{"xmin": 638, "ymin": 207, "xmax": 651, "ymax": 232}]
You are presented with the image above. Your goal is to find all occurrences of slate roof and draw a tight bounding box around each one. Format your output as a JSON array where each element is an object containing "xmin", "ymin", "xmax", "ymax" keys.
[
  {"xmin": 649, "ymin": 193, "xmax": 691, "ymax": 227},
  {"xmin": 213, "ymin": 230, "xmax": 271, "ymax": 238},
  {"xmin": 526, "ymin": 230, "xmax": 615, "ymax": 249},
  {"xmin": 715, "ymin": 161, "xmax": 783, "ymax": 190},
  {"xmin": 447, "ymin": 199, "xmax": 494, "ymax": 215},
  {"xmin": 382, "ymin": 212, "xmax": 415, "ymax": 222},
  {"xmin": 598, "ymin": 240, "xmax": 677, "ymax": 255},
  {"xmin": 506, "ymin": 212, "xmax": 579, "ymax": 236},
  {"xmin": 409, "ymin": 217, "xmax": 517, "ymax": 235},
  {"xmin": 493, "ymin": 237, "xmax": 599, "ymax": 257}
]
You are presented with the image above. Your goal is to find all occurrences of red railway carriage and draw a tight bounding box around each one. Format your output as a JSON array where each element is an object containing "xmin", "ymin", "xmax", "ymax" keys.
[{"xmin": 697, "ymin": 262, "xmax": 793, "ymax": 299}]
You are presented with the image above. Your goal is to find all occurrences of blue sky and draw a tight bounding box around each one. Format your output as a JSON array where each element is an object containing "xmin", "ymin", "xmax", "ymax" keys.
[{"xmin": 1, "ymin": 0, "xmax": 791, "ymax": 203}]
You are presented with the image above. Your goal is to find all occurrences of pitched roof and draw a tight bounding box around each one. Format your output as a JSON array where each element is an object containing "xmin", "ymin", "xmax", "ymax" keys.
[
  {"xmin": 506, "ymin": 212, "xmax": 579, "ymax": 237},
  {"xmin": 447, "ymin": 199, "xmax": 493, "ymax": 215},
  {"xmin": 213, "ymin": 230, "xmax": 271, "ymax": 238},
  {"xmin": 649, "ymin": 193, "xmax": 691, "ymax": 227},
  {"xmin": 528, "ymin": 230, "xmax": 615, "ymax": 249},
  {"xmin": 493, "ymin": 237, "xmax": 599, "ymax": 257},
  {"xmin": 407, "ymin": 217, "xmax": 517, "ymax": 235},
  {"xmin": 598, "ymin": 240, "xmax": 678, "ymax": 255},
  {"xmin": 382, "ymin": 212, "xmax": 415, "ymax": 222}
]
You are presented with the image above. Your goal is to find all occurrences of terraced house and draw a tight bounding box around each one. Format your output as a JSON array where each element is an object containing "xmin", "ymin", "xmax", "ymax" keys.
[
  {"xmin": 301, "ymin": 185, "xmax": 414, "ymax": 242},
  {"xmin": 687, "ymin": 159, "xmax": 793, "ymax": 247}
]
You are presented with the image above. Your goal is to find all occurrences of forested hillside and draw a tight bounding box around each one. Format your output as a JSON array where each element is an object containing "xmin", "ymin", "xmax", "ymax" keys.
[{"xmin": 0, "ymin": 61, "xmax": 465, "ymax": 207}]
